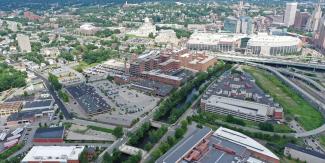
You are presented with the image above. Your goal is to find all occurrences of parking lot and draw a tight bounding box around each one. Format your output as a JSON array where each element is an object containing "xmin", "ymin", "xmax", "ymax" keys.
[
  {"xmin": 65, "ymin": 124, "xmax": 115, "ymax": 142},
  {"xmin": 89, "ymin": 81, "xmax": 159, "ymax": 126},
  {"xmin": 66, "ymin": 84, "xmax": 111, "ymax": 116}
]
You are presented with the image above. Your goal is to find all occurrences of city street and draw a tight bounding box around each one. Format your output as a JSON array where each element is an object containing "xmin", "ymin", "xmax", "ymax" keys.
[{"xmin": 31, "ymin": 70, "xmax": 72, "ymax": 120}]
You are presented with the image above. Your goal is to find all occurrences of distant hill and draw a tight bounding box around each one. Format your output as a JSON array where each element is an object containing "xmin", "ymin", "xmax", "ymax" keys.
[{"xmin": 0, "ymin": 0, "xmax": 172, "ymax": 11}]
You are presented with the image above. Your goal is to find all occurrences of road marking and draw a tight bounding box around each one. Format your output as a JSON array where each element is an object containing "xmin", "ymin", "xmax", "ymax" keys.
[{"xmin": 215, "ymin": 152, "xmax": 225, "ymax": 163}]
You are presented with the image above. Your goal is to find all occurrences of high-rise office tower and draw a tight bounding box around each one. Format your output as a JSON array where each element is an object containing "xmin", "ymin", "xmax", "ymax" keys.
[
  {"xmin": 314, "ymin": 17, "xmax": 325, "ymax": 51},
  {"xmin": 284, "ymin": 2, "xmax": 298, "ymax": 27},
  {"xmin": 307, "ymin": 2, "xmax": 322, "ymax": 32},
  {"xmin": 240, "ymin": 16, "xmax": 254, "ymax": 34},
  {"xmin": 294, "ymin": 11, "xmax": 310, "ymax": 30},
  {"xmin": 224, "ymin": 17, "xmax": 241, "ymax": 33}
]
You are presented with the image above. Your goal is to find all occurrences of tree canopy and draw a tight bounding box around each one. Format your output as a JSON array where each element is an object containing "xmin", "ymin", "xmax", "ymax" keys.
[{"xmin": 0, "ymin": 63, "xmax": 27, "ymax": 92}]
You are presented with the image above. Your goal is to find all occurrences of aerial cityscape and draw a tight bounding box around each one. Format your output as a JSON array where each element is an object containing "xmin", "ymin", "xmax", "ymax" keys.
[{"xmin": 1, "ymin": 0, "xmax": 325, "ymax": 163}]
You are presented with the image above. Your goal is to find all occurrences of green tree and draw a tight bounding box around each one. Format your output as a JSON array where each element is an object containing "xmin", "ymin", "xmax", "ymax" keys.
[
  {"xmin": 59, "ymin": 51, "xmax": 74, "ymax": 61},
  {"xmin": 258, "ymin": 122, "xmax": 274, "ymax": 132},
  {"xmin": 148, "ymin": 32, "xmax": 155, "ymax": 38},
  {"xmin": 79, "ymin": 151, "xmax": 89, "ymax": 163},
  {"xmin": 175, "ymin": 127, "xmax": 185, "ymax": 139},
  {"xmin": 0, "ymin": 63, "xmax": 27, "ymax": 92},
  {"xmin": 48, "ymin": 73, "xmax": 62, "ymax": 90},
  {"xmin": 113, "ymin": 126, "xmax": 123, "ymax": 138},
  {"xmin": 25, "ymin": 52, "xmax": 46, "ymax": 65},
  {"xmin": 144, "ymin": 142, "xmax": 153, "ymax": 151},
  {"xmin": 58, "ymin": 90, "xmax": 69, "ymax": 102}
]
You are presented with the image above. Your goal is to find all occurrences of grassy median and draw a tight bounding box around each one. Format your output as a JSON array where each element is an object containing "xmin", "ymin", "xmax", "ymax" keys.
[{"xmin": 244, "ymin": 66, "xmax": 323, "ymax": 131}]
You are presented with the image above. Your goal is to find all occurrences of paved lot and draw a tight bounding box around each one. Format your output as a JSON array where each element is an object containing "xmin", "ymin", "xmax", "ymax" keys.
[
  {"xmin": 66, "ymin": 84, "xmax": 111, "ymax": 115},
  {"xmin": 66, "ymin": 124, "xmax": 115, "ymax": 142},
  {"xmin": 89, "ymin": 81, "xmax": 159, "ymax": 126}
]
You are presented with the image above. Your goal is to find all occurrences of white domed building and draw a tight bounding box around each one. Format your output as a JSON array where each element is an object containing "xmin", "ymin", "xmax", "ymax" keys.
[
  {"xmin": 246, "ymin": 35, "xmax": 302, "ymax": 56},
  {"xmin": 127, "ymin": 17, "xmax": 157, "ymax": 37}
]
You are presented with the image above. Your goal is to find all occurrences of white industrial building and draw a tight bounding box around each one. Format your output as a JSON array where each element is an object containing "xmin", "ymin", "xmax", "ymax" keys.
[
  {"xmin": 246, "ymin": 34, "xmax": 302, "ymax": 56},
  {"xmin": 21, "ymin": 146, "xmax": 85, "ymax": 163}
]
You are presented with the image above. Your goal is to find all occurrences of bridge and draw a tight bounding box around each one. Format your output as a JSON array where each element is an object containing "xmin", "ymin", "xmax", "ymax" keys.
[
  {"xmin": 217, "ymin": 54, "xmax": 325, "ymax": 71},
  {"xmin": 278, "ymin": 69, "xmax": 325, "ymax": 93},
  {"xmin": 295, "ymin": 124, "xmax": 325, "ymax": 138}
]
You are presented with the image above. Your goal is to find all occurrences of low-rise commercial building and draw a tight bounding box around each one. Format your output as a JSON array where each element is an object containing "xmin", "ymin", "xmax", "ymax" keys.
[
  {"xmin": 6, "ymin": 107, "xmax": 55, "ymax": 125},
  {"xmin": 284, "ymin": 143, "xmax": 325, "ymax": 163},
  {"xmin": 21, "ymin": 146, "xmax": 85, "ymax": 163},
  {"xmin": 33, "ymin": 127, "xmax": 65, "ymax": 143},
  {"xmin": 21, "ymin": 100, "xmax": 54, "ymax": 112},
  {"xmin": 51, "ymin": 67, "xmax": 86, "ymax": 86},
  {"xmin": 0, "ymin": 102, "xmax": 22, "ymax": 117}
]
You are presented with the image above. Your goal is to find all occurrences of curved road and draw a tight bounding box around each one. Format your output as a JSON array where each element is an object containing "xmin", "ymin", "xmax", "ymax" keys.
[
  {"xmin": 278, "ymin": 69, "xmax": 325, "ymax": 93},
  {"xmin": 247, "ymin": 62, "xmax": 325, "ymax": 138}
]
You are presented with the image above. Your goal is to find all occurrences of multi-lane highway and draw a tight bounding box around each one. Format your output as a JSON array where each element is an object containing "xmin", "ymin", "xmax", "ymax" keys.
[{"xmin": 216, "ymin": 54, "xmax": 325, "ymax": 71}]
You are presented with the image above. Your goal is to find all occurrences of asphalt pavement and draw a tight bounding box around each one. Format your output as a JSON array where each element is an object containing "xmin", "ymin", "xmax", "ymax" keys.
[{"xmin": 32, "ymin": 70, "xmax": 72, "ymax": 120}]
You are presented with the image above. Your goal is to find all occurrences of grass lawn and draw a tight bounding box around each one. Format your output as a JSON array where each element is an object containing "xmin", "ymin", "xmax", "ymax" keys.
[
  {"xmin": 0, "ymin": 143, "xmax": 23, "ymax": 160},
  {"xmin": 319, "ymin": 135, "xmax": 325, "ymax": 148},
  {"xmin": 280, "ymin": 157, "xmax": 304, "ymax": 163},
  {"xmin": 244, "ymin": 66, "xmax": 323, "ymax": 131},
  {"xmin": 72, "ymin": 61, "xmax": 100, "ymax": 72},
  {"xmin": 125, "ymin": 34, "xmax": 148, "ymax": 39},
  {"xmin": 87, "ymin": 125, "xmax": 113, "ymax": 133},
  {"xmin": 274, "ymin": 124, "xmax": 294, "ymax": 133}
]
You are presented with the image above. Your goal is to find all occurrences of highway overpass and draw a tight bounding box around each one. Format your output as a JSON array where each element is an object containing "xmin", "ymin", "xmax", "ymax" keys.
[
  {"xmin": 217, "ymin": 55, "xmax": 325, "ymax": 72},
  {"xmin": 246, "ymin": 62, "xmax": 325, "ymax": 138}
]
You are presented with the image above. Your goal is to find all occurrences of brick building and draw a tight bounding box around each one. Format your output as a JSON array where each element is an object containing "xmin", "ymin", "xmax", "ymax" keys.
[
  {"xmin": 142, "ymin": 70, "xmax": 182, "ymax": 87},
  {"xmin": 24, "ymin": 11, "xmax": 41, "ymax": 21},
  {"xmin": 33, "ymin": 127, "xmax": 64, "ymax": 143}
]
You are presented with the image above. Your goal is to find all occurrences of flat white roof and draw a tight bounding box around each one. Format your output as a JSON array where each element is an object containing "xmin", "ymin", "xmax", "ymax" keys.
[
  {"xmin": 214, "ymin": 127, "xmax": 279, "ymax": 160},
  {"xmin": 22, "ymin": 146, "xmax": 85, "ymax": 162},
  {"xmin": 247, "ymin": 35, "xmax": 301, "ymax": 47},
  {"xmin": 187, "ymin": 32, "xmax": 247, "ymax": 45},
  {"xmin": 206, "ymin": 95, "xmax": 269, "ymax": 116},
  {"xmin": 144, "ymin": 70, "xmax": 182, "ymax": 81}
]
